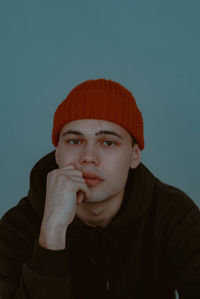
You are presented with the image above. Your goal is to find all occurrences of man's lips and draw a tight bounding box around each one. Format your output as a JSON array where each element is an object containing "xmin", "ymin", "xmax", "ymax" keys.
[{"xmin": 82, "ymin": 172, "xmax": 104, "ymax": 187}]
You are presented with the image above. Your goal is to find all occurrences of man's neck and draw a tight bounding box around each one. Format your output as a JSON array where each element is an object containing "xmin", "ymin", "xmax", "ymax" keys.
[{"xmin": 76, "ymin": 191, "xmax": 124, "ymax": 228}]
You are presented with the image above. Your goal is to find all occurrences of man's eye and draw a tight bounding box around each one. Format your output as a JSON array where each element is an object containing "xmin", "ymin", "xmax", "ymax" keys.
[
  {"xmin": 68, "ymin": 139, "xmax": 81, "ymax": 145},
  {"xmin": 103, "ymin": 140, "xmax": 116, "ymax": 146}
]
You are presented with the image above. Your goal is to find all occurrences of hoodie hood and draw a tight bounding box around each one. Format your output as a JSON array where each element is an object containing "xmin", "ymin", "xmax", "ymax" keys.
[{"xmin": 28, "ymin": 150, "xmax": 155, "ymax": 229}]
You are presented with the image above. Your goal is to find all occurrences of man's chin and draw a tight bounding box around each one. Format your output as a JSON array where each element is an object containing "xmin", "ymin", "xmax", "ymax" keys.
[{"xmin": 82, "ymin": 197, "xmax": 107, "ymax": 204}]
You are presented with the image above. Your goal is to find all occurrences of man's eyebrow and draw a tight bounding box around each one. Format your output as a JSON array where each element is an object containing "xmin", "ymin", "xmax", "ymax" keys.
[
  {"xmin": 95, "ymin": 130, "xmax": 123, "ymax": 139},
  {"xmin": 61, "ymin": 130, "xmax": 123, "ymax": 139},
  {"xmin": 61, "ymin": 130, "xmax": 84, "ymax": 137}
]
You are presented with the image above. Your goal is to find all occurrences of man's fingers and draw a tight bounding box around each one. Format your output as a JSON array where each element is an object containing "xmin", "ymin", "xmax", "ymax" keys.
[
  {"xmin": 77, "ymin": 191, "xmax": 85, "ymax": 205},
  {"xmin": 48, "ymin": 166, "xmax": 90, "ymax": 202},
  {"xmin": 58, "ymin": 169, "xmax": 83, "ymax": 178},
  {"xmin": 59, "ymin": 165, "xmax": 76, "ymax": 170},
  {"xmin": 70, "ymin": 176, "xmax": 85, "ymax": 183},
  {"xmin": 79, "ymin": 183, "xmax": 90, "ymax": 201}
]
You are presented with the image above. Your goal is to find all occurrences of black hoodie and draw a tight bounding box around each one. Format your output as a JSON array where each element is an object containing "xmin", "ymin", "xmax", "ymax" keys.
[{"xmin": 1, "ymin": 151, "xmax": 200, "ymax": 299}]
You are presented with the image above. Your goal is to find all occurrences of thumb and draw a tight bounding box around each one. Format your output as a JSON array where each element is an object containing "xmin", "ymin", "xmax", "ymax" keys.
[{"xmin": 77, "ymin": 191, "xmax": 85, "ymax": 205}]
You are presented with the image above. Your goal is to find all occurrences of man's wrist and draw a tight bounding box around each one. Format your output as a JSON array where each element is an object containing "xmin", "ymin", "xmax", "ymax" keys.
[{"xmin": 39, "ymin": 223, "xmax": 68, "ymax": 250}]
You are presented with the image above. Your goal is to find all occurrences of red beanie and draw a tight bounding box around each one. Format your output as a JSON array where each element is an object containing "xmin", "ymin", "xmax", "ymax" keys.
[{"xmin": 52, "ymin": 79, "xmax": 144, "ymax": 150}]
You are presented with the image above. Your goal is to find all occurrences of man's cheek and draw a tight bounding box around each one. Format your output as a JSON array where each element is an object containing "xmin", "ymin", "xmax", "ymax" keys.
[{"xmin": 59, "ymin": 154, "xmax": 75, "ymax": 168}]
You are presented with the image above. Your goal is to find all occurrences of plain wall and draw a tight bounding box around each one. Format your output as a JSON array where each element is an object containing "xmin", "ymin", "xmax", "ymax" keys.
[{"xmin": 0, "ymin": 0, "xmax": 200, "ymax": 220}]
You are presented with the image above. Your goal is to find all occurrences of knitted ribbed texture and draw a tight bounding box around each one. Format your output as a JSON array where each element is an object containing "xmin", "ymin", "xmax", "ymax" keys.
[{"xmin": 52, "ymin": 79, "xmax": 144, "ymax": 150}]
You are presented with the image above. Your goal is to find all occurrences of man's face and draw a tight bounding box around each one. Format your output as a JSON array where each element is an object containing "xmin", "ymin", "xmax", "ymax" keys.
[{"xmin": 55, "ymin": 119, "xmax": 141, "ymax": 203}]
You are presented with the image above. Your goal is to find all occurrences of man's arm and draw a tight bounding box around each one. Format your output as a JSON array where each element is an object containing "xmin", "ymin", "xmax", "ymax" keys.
[
  {"xmin": 0, "ymin": 165, "xmax": 89, "ymax": 298},
  {"xmin": 0, "ymin": 210, "xmax": 73, "ymax": 298},
  {"xmin": 0, "ymin": 201, "xmax": 74, "ymax": 299},
  {"xmin": 164, "ymin": 203, "xmax": 200, "ymax": 298},
  {"xmin": 38, "ymin": 164, "xmax": 89, "ymax": 250}
]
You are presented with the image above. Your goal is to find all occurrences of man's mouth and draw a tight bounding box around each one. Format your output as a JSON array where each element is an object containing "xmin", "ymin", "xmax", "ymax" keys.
[{"xmin": 83, "ymin": 172, "xmax": 104, "ymax": 187}]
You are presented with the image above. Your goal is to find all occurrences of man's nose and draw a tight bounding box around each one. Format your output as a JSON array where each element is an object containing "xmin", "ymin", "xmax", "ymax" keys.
[{"xmin": 78, "ymin": 144, "xmax": 100, "ymax": 166}]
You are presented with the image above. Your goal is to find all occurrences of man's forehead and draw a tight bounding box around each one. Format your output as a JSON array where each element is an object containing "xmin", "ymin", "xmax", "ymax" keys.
[{"xmin": 60, "ymin": 119, "xmax": 129, "ymax": 138}]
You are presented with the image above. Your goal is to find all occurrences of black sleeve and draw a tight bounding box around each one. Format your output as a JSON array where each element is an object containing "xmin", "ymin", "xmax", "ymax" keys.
[
  {"xmin": 0, "ymin": 204, "xmax": 74, "ymax": 299},
  {"xmin": 13, "ymin": 243, "xmax": 74, "ymax": 299},
  {"xmin": 164, "ymin": 203, "xmax": 200, "ymax": 299}
]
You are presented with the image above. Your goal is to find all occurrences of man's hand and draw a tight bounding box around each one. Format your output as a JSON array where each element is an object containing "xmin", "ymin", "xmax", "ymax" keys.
[{"xmin": 39, "ymin": 165, "xmax": 90, "ymax": 250}]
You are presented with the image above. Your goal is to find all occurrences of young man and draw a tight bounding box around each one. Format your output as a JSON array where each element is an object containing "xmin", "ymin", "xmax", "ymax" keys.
[{"xmin": 0, "ymin": 79, "xmax": 200, "ymax": 299}]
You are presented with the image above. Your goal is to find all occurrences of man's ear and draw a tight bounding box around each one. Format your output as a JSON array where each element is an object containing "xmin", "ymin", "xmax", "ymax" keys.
[
  {"xmin": 55, "ymin": 146, "xmax": 60, "ymax": 166},
  {"xmin": 130, "ymin": 144, "xmax": 141, "ymax": 169}
]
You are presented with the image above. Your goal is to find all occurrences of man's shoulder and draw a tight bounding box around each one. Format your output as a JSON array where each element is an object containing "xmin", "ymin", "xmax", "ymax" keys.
[
  {"xmin": 155, "ymin": 178, "xmax": 196, "ymax": 207},
  {"xmin": 139, "ymin": 163, "xmax": 198, "ymax": 213},
  {"xmin": 153, "ymin": 178, "xmax": 199, "ymax": 224},
  {"xmin": 0, "ymin": 197, "xmax": 41, "ymax": 238}
]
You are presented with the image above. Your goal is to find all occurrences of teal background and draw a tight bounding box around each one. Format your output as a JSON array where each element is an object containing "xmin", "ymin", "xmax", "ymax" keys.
[{"xmin": 0, "ymin": 0, "xmax": 200, "ymax": 221}]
